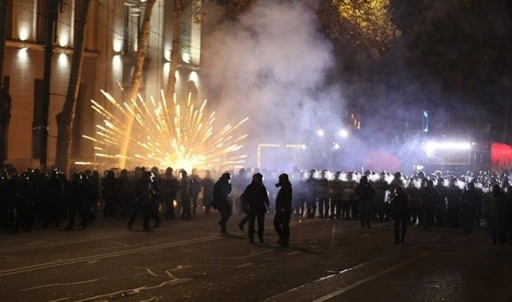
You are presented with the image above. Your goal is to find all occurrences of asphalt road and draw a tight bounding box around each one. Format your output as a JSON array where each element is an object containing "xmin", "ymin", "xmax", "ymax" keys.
[{"xmin": 1, "ymin": 211, "xmax": 511, "ymax": 302}]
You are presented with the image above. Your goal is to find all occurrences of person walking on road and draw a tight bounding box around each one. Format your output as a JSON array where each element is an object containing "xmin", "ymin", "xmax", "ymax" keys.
[
  {"xmin": 240, "ymin": 173, "xmax": 270, "ymax": 244},
  {"xmin": 212, "ymin": 173, "xmax": 233, "ymax": 235},
  {"xmin": 274, "ymin": 173, "xmax": 293, "ymax": 246}
]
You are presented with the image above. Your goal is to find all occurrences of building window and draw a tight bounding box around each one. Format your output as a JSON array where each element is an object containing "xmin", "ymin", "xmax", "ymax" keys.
[{"xmin": 123, "ymin": 3, "xmax": 142, "ymax": 55}]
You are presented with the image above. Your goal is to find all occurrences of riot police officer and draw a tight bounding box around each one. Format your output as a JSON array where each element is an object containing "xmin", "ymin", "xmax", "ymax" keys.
[
  {"xmin": 355, "ymin": 175, "xmax": 375, "ymax": 228},
  {"xmin": 422, "ymin": 180, "xmax": 440, "ymax": 231},
  {"xmin": 201, "ymin": 170, "xmax": 215, "ymax": 215},
  {"xmin": 66, "ymin": 173, "xmax": 89, "ymax": 230},
  {"xmin": 461, "ymin": 181, "xmax": 482, "ymax": 234},
  {"xmin": 128, "ymin": 171, "xmax": 152, "ymax": 232},
  {"xmin": 329, "ymin": 172, "xmax": 343, "ymax": 219},
  {"xmin": 190, "ymin": 168, "xmax": 202, "ymax": 215},
  {"xmin": 317, "ymin": 170, "xmax": 330, "ymax": 218},
  {"xmin": 160, "ymin": 167, "xmax": 179, "ymax": 220},
  {"xmin": 305, "ymin": 169, "xmax": 317, "ymax": 218}
]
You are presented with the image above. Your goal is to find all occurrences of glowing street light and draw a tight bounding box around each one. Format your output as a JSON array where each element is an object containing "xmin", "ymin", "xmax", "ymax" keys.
[
  {"xmin": 338, "ymin": 129, "xmax": 349, "ymax": 138},
  {"xmin": 316, "ymin": 129, "xmax": 325, "ymax": 137}
]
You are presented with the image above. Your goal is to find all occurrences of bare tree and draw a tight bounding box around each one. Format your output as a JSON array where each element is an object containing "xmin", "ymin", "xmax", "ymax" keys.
[
  {"xmin": 166, "ymin": 0, "xmax": 183, "ymax": 98},
  {"xmin": 55, "ymin": 0, "xmax": 91, "ymax": 176},
  {"xmin": 118, "ymin": 0, "xmax": 157, "ymax": 169}
]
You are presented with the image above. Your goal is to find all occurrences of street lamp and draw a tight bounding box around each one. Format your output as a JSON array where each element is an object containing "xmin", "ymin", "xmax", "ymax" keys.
[{"xmin": 338, "ymin": 129, "xmax": 349, "ymax": 138}]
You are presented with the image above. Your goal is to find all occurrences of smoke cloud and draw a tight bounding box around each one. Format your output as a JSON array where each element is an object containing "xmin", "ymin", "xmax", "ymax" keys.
[{"xmin": 203, "ymin": 0, "xmax": 344, "ymax": 170}]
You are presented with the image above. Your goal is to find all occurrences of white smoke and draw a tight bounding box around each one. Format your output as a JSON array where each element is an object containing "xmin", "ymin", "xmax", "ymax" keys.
[{"xmin": 203, "ymin": 0, "xmax": 339, "ymax": 149}]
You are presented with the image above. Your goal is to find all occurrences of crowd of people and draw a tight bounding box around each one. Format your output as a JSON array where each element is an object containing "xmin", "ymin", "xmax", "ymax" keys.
[{"xmin": 1, "ymin": 165, "xmax": 512, "ymax": 246}]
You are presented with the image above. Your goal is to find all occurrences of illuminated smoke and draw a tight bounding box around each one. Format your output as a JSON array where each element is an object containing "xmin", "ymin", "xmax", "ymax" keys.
[
  {"xmin": 83, "ymin": 90, "xmax": 248, "ymax": 172},
  {"xmin": 203, "ymin": 0, "xmax": 340, "ymax": 170}
]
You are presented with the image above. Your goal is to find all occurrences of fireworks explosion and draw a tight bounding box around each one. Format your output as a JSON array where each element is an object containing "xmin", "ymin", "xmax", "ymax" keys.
[{"xmin": 83, "ymin": 90, "xmax": 248, "ymax": 172}]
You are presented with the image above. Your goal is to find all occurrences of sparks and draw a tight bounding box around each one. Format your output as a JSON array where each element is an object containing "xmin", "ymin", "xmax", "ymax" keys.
[{"xmin": 84, "ymin": 90, "xmax": 248, "ymax": 171}]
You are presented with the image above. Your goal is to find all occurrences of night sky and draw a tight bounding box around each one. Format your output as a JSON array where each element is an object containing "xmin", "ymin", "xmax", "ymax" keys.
[
  {"xmin": 201, "ymin": 0, "xmax": 512, "ymax": 170},
  {"xmin": 330, "ymin": 0, "xmax": 512, "ymax": 143}
]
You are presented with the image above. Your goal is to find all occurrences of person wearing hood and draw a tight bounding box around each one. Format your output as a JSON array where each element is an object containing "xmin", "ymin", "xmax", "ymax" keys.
[
  {"xmin": 212, "ymin": 172, "xmax": 233, "ymax": 235},
  {"xmin": 274, "ymin": 173, "xmax": 293, "ymax": 246},
  {"xmin": 240, "ymin": 173, "xmax": 270, "ymax": 243}
]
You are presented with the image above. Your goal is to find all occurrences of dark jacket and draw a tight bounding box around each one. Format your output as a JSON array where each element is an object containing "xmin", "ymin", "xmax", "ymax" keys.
[
  {"xmin": 275, "ymin": 183, "xmax": 292, "ymax": 214},
  {"xmin": 212, "ymin": 179, "xmax": 232, "ymax": 210},
  {"xmin": 355, "ymin": 182, "xmax": 375, "ymax": 201},
  {"xmin": 392, "ymin": 189, "xmax": 409, "ymax": 216},
  {"xmin": 241, "ymin": 182, "xmax": 270, "ymax": 212}
]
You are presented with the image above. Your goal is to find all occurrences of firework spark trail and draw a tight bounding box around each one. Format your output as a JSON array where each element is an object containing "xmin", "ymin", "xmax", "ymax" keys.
[{"xmin": 84, "ymin": 90, "xmax": 248, "ymax": 171}]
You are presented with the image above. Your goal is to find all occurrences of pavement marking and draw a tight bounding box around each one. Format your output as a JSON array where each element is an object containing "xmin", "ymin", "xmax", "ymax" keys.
[
  {"xmin": 285, "ymin": 251, "xmax": 301, "ymax": 256},
  {"xmin": 311, "ymin": 251, "xmax": 433, "ymax": 302},
  {"xmin": 21, "ymin": 279, "xmax": 99, "ymax": 291},
  {"xmin": 25, "ymin": 241, "xmax": 47, "ymax": 245},
  {"xmin": 0, "ymin": 235, "xmax": 220, "ymax": 276},
  {"xmin": 235, "ymin": 263, "xmax": 254, "ymax": 268},
  {"xmin": 73, "ymin": 277, "xmax": 193, "ymax": 302},
  {"xmin": 210, "ymin": 248, "xmax": 274, "ymax": 260},
  {"xmin": 145, "ymin": 268, "xmax": 159, "ymax": 277},
  {"xmin": 103, "ymin": 240, "xmax": 130, "ymax": 248},
  {"xmin": 49, "ymin": 298, "xmax": 70, "ymax": 302}
]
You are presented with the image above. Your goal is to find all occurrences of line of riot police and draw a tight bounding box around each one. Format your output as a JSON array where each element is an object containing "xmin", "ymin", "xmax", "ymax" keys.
[
  {"xmin": 247, "ymin": 167, "xmax": 512, "ymax": 245},
  {"xmin": 0, "ymin": 168, "xmax": 99, "ymax": 232},
  {"xmin": 2, "ymin": 164, "xmax": 511, "ymax": 246}
]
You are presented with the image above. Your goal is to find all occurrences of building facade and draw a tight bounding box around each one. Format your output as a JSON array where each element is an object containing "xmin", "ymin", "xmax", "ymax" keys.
[{"xmin": 2, "ymin": 0, "xmax": 203, "ymax": 171}]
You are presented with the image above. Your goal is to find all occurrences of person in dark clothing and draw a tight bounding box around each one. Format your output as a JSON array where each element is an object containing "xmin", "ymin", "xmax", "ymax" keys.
[
  {"xmin": 373, "ymin": 172, "xmax": 390, "ymax": 222},
  {"xmin": 304, "ymin": 169, "xmax": 317, "ymax": 218},
  {"xmin": 505, "ymin": 185, "xmax": 512, "ymax": 243},
  {"xmin": 461, "ymin": 181, "xmax": 482, "ymax": 234},
  {"xmin": 160, "ymin": 167, "xmax": 179, "ymax": 220},
  {"xmin": 446, "ymin": 177, "xmax": 462, "ymax": 227},
  {"xmin": 235, "ymin": 168, "xmax": 250, "ymax": 230},
  {"xmin": 16, "ymin": 173, "xmax": 35, "ymax": 232},
  {"xmin": 355, "ymin": 176, "xmax": 375, "ymax": 228},
  {"xmin": 116, "ymin": 169, "xmax": 134, "ymax": 218},
  {"xmin": 274, "ymin": 173, "xmax": 293, "ymax": 246},
  {"xmin": 201, "ymin": 170, "xmax": 215, "ymax": 215},
  {"xmin": 149, "ymin": 169, "xmax": 161, "ymax": 227},
  {"xmin": 0, "ymin": 173, "xmax": 8, "ymax": 231},
  {"xmin": 240, "ymin": 173, "xmax": 270, "ymax": 243},
  {"xmin": 44, "ymin": 170, "xmax": 63, "ymax": 228},
  {"xmin": 66, "ymin": 173, "xmax": 89, "ymax": 230},
  {"xmin": 128, "ymin": 171, "xmax": 152, "ymax": 232},
  {"xmin": 179, "ymin": 169, "xmax": 192, "ymax": 220},
  {"xmin": 392, "ymin": 186, "xmax": 409, "ymax": 244},
  {"xmin": 212, "ymin": 172, "xmax": 233, "ymax": 235},
  {"xmin": 486, "ymin": 184, "xmax": 507, "ymax": 245},
  {"xmin": 422, "ymin": 180, "xmax": 440, "ymax": 231},
  {"xmin": 237, "ymin": 193, "xmax": 250, "ymax": 231},
  {"xmin": 434, "ymin": 177, "xmax": 448, "ymax": 226},
  {"xmin": 102, "ymin": 170, "xmax": 117, "ymax": 218},
  {"xmin": 189, "ymin": 168, "xmax": 202, "ymax": 215}
]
